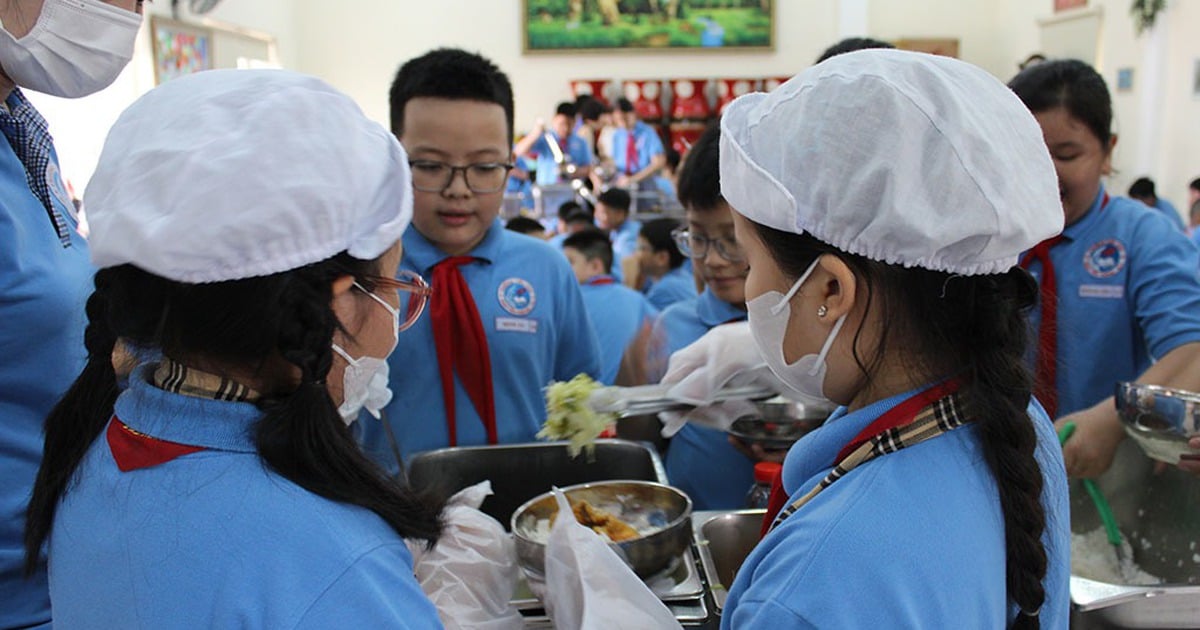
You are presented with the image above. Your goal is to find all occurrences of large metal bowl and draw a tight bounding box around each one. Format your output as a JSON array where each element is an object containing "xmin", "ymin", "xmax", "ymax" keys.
[
  {"xmin": 510, "ymin": 480, "xmax": 693, "ymax": 579},
  {"xmin": 1115, "ymin": 382, "xmax": 1200, "ymax": 464}
]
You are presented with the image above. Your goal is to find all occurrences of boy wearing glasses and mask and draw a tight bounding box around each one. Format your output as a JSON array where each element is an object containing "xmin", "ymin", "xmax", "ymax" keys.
[
  {"xmin": 358, "ymin": 48, "xmax": 602, "ymax": 468},
  {"xmin": 651, "ymin": 124, "xmax": 758, "ymax": 510}
]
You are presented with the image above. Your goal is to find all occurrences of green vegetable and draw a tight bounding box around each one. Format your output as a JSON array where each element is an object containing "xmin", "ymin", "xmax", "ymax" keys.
[{"xmin": 540, "ymin": 374, "xmax": 616, "ymax": 457}]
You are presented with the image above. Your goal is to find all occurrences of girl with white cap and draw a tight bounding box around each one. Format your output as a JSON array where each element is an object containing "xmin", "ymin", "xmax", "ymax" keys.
[
  {"xmin": 718, "ymin": 50, "xmax": 1071, "ymax": 627},
  {"xmin": 22, "ymin": 70, "xmax": 451, "ymax": 628},
  {"xmin": 0, "ymin": 1, "xmax": 144, "ymax": 623}
]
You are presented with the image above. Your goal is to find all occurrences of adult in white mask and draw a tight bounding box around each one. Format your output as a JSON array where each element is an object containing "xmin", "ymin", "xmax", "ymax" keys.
[
  {"xmin": 21, "ymin": 69, "xmax": 464, "ymax": 627},
  {"xmin": 716, "ymin": 50, "xmax": 1072, "ymax": 628},
  {"xmin": 0, "ymin": 1, "xmax": 142, "ymax": 627}
]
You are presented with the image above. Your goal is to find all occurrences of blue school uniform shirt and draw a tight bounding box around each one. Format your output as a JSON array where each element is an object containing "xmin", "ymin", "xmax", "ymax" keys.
[
  {"xmin": 360, "ymin": 221, "xmax": 602, "ymax": 469},
  {"xmin": 530, "ymin": 131, "xmax": 592, "ymax": 186},
  {"xmin": 1023, "ymin": 187, "xmax": 1200, "ymax": 416},
  {"xmin": 0, "ymin": 89, "xmax": 92, "ymax": 630},
  {"xmin": 608, "ymin": 217, "xmax": 642, "ymax": 283},
  {"xmin": 611, "ymin": 121, "xmax": 664, "ymax": 176},
  {"xmin": 1153, "ymin": 197, "xmax": 1186, "ymax": 232},
  {"xmin": 645, "ymin": 263, "xmax": 698, "ymax": 311},
  {"xmin": 579, "ymin": 276, "xmax": 659, "ymax": 385},
  {"xmin": 49, "ymin": 365, "xmax": 442, "ymax": 629},
  {"xmin": 722, "ymin": 388, "xmax": 1071, "ymax": 629},
  {"xmin": 653, "ymin": 289, "xmax": 753, "ymax": 510}
]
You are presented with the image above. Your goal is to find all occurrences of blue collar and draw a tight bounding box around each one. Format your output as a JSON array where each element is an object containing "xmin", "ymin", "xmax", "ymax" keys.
[
  {"xmin": 1061, "ymin": 185, "xmax": 1110, "ymax": 242},
  {"xmin": 114, "ymin": 364, "xmax": 260, "ymax": 453},
  {"xmin": 696, "ymin": 287, "xmax": 745, "ymax": 327},
  {"xmin": 403, "ymin": 218, "xmax": 505, "ymax": 275}
]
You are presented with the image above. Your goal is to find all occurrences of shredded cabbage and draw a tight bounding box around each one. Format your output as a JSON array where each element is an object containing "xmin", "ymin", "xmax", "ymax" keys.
[{"xmin": 540, "ymin": 374, "xmax": 616, "ymax": 457}]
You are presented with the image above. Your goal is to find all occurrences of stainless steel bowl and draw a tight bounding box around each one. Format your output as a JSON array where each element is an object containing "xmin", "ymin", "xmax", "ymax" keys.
[
  {"xmin": 510, "ymin": 480, "xmax": 693, "ymax": 579},
  {"xmin": 1114, "ymin": 382, "xmax": 1200, "ymax": 464},
  {"xmin": 727, "ymin": 417, "xmax": 816, "ymax": 450}
]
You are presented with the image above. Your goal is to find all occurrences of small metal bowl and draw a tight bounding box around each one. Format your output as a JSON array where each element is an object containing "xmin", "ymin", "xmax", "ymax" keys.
[
  {"xmin": 510, "ymin": 480, "xmax": 693, "ymax": 579},
  {"xmin": 727, "ymin": 417, "xmax": 818, "ymax": 450},
  {"xmin": 1115, "ymin": 382, "xmax": 1200, "ymax": 464}
]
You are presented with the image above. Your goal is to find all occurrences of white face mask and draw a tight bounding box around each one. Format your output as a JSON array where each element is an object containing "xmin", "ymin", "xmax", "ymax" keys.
[
  {"xmin": 0, "ymin": 0, "xmax": 142, "ymax": 98},
  {"xmin": 747, "ymin": 258, "xmax": 847, "ymax": 405},
  {"xmin": 332, "ymin": 283, "xmax": 400, "ymax": 425}
]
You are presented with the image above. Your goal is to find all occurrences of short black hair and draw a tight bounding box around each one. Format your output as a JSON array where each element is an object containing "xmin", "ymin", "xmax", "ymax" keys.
[
  {"xmin": 555, "ymin": 101, "xmax": 576, "ymax": 118},
  {"xmin": 640, "ymin": 217, "xmax": 684, "ymax": 269},
  {"xmin": 1189, "ymin": 178, "xmax": 1200, "ymax": 193},
  {"xmin": 557, "ymin": 200, "xmax": 584, "ymax": 221},
  {"xmin": 597, "ymin": 187, "xmax": 631, "ymax": 213},
  {"xmin": 1009, "ymin": 59, "xmax": 1112, "ymax": 146},
  {"xmin": 676, "ymin": 122, "xmax": 722, "ymax": 211},
  {"xmin": 616, "ymin": 97, "xmax": 634, "ymax": 113},
  {"xmin": 1128, "ymin": 177, "xmax": 1156, "ymax": 200},
  {"xmin": 816, "ymin": 37, "xmax": 894, "ymax": 63},
  {"xmin": 388, "ymin": 48, "xmax": 515, "ymax": 143},
  {"xmin": 505, "ymin": 216, "xmax": 546, "ymax": 235},
  {"xmin": 563, "ymin": 228, "xmax": 613, "ymax": 273},
  {"xmin": 579, "ymin": 97, "xmax": 606, "ymax": 122},
  {"xmin": 664, "ymin": 147, "xmax": 681, "ymax": 172}
]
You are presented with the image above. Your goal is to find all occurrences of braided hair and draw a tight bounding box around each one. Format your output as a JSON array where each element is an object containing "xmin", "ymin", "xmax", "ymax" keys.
[
  {"xmin": 752, "ymin": 224, "xmax": 1048, "ymax": 628},
  {"xmin": 25, "ymin": 254, "xmax": 443, "ymax": 574}
]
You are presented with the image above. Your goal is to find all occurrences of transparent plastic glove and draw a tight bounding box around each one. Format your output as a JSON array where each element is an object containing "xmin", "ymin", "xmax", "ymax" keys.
[
  {"xmin": 541, "ymin": 489, "xmax": 682, "ymax": 630},
  {"xmin": 658, "ymin": 322, "xmax": 785, "ymax": 437},
  {"xmin": 407, "ymin": 482, "xmax": 523, "ymax": 630}
]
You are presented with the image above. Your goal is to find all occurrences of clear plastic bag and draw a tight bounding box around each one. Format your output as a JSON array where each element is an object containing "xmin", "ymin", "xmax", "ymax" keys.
[
  {"xmin": 407, "ymin": 481, "xmax": 524, "ymax": 630},
  {"xmin": 541, "ymin": 488, "xmax": 682, "ymax": 630}
]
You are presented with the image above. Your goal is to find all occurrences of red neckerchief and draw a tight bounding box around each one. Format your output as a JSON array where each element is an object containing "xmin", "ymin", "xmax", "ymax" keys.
[
  {"xmin": 761, "ymin": 379, "xmax": 963, "ymax": 535},
  {"xmin": 430, "ymin": 256, "xmax": 497, "ymax": 445},
  {"xmin": 106, "ymin": 417, "xmax": 206, "ymax": 472},
  {"xmin": 1018, "ymin": 192, "xmax": 1109, "ymax": 418},
  {"xmin": 584, "ymin": 275, "xmax": 616, "ymax": 286}
]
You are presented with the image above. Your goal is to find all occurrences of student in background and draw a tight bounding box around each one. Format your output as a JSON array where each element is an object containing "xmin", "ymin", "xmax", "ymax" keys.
[
  {"xmin": 611, "ymin": 97, "xmax": 666, "ymax": 191},
  {"xmin": 636, "ymin": 217, "xmax": 697, "ymax": 310},
  {"xmin": 563, "ymin": 229, "xmax": 659, "ymax": 385},
  {"xmin": 505, "ymin": 216, "xmax": 548, "ymax": 239},
  {"xmin": 653, "ymin": 123, "xmax": 756, "ymax": 510},
  {"xmin": 361, "ymin": 48, "xmax": 602, "ymax": 467},
  {"xmin": 513, "ymin": 101, "xmax": 593, "ymax": 186},
  {"xmin": 1010, "ymin": 59, "xmax": 1200, "ymax": 478},
  {"xmin": 547, "ymin": 200, "xmax": 594, "ymax": 249},
  {"xmin": 595, "ymin": 187, "xmax": 641, "ymax": 282},
  {"xmin": 1128, "ymin": 176, "xmax": 1186, "ymax": 232}
]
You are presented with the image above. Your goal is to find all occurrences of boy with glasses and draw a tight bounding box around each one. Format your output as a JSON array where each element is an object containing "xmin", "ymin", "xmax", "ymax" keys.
[
  {"xmin": 358, "ymin": 48, "xmax": 602, "ymax": 469},
  {"xmin": 652, "ymin": 123, "xmax": 759, "ymax": 510}
]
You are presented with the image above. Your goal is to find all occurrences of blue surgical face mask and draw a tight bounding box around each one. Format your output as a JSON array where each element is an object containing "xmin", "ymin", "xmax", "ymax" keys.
[
  {"xmin": 746, "ymin": 259, "xmax": 846, "ymax": 405},
  {"xmin": 331, "ymin": 283, "xmax": 400, "ymax": 425}
]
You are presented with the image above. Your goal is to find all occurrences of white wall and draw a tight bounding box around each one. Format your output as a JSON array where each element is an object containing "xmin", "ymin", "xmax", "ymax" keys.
[{"xmin": 292, "ymin": 0, "xmax": 837, "ymax": 133}]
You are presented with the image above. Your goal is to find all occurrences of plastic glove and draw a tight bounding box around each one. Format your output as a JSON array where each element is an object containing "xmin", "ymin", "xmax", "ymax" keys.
[
  {"xmin": 407, "ymin": 482, "xmax": 524, "ymax": 630},
  {"xmin": 541, "ymin": 489, "xmax": 682, "ymax": 630},
  {"xmin": 658, "ymin": 322, "xmax": 787, "ymax": 437}
]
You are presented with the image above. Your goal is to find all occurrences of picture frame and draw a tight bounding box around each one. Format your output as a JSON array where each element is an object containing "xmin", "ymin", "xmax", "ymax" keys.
[
  {"xmin": 1193, "ymin": 59, "xmax": 1200, "ymax": 100},
  {"xmin": 1055, "ymin": 0, "xmax": 1087, "ymax": 12},
  {"xmin": 894, "ymin": 38, "xmax": 961, "ymax": 59},
  {"xmin": 150, "ymin": 16, "xmax": 214, "ymax": 84},
  {"xmin": 522, "ymin": 0, "xmax": 774, "ymax": 54}
]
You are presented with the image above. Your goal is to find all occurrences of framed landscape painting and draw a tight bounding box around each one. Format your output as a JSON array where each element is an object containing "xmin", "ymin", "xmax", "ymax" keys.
[
  {"xmin": 523, "ymin": 0, "xmax": 774, "ymax": 53},
  {"xmin": 151, "ymin": 16, "xmax": 214, "ymax": 84}
]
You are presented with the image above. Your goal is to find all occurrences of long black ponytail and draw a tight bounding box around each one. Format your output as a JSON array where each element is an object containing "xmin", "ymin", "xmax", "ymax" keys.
[
  {"xmin": 25, "ymin": 255, "xmax": 443, "ymax": 574},
  {"xmin": 753, "ymin": 224, "xmax": 1048, "ymax": 628}
]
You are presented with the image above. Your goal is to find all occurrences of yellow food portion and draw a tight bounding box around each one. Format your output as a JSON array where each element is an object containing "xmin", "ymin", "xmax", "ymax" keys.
[
  {"xmin": 540, "ymin": 374, "xmax": 616, "ymax": 457},
  {"xmin": 550, "ymin": 499, "xmax": 640, "ymax": 542}
]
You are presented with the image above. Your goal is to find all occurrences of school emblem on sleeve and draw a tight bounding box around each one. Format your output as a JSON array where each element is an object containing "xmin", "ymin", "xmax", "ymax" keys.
[
  {"xmin": 497, "ymin": 277, "xmax": 536, "ymax": 316},
  {"xmin": 1083, "ymin": 239, "xmax": 1127, "ymax": 278}
]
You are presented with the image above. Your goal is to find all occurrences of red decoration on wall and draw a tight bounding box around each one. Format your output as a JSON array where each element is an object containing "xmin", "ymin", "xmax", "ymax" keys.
[
  {"xmin": 716, "ymin": 78, "xmax": 759, "ymax": 114},
  {"xmin": 624, "ymin": 80, "xmax": 664, "ymax": 121},
  {"xmin": 669, "ymin": 78, "xmax": 711, "ymax": 121},
  {"xmin": 570, "ymin": 79, "xmax": 613, "ymax": 106}
]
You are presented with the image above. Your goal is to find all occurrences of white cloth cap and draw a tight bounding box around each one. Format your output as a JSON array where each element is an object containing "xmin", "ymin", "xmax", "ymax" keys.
[
  {"xmin": 719, "ymin": 49, "xmax": 1063, "ymax": 276},
  {"xmin": 86, "ymin": 69, "xmax": 412, "ymax": 283}
]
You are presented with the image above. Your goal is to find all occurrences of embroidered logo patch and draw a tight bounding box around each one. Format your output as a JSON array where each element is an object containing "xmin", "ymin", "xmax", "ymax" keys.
[
  {"xmin": 497, "ymin": 277, "xmax": 536, "ymax": 316},
  {"xmin": 1083, "ymin": 239, "xmax": 1126, "ymax": 278}
]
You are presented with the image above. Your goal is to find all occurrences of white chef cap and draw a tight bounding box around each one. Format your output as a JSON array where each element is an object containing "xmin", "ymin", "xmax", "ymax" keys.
[
  {"xmin": 85, "ymin": 69, "xmax": 412, "ymax": 283},
  {"xmin": 719, "ymin": 49, "xmax": 1062, "ymax": 276}
]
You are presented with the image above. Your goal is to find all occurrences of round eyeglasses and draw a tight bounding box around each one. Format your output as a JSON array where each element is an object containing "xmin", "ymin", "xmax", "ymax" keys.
[
  {"xmin": 408, "ymin": 159, "xmax": 514, "ymax": 194},
  {"xmin": 364, "ymin": 269, "xmax": 432, "ymax": 332},
  {"xmin": 671, "ymin": 228, "xmax": 745, "ymax": 263}
]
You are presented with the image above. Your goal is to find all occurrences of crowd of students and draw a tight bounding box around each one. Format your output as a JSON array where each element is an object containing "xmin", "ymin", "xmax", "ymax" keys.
[{"xmin": 2, "ymin": 1, "xmax": 1199, "ymax": 627}]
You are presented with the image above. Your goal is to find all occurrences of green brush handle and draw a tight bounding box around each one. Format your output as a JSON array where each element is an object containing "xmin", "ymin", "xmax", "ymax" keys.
[{"xmin": 1057, "ymin": 422, "xmax": 1123, "ymax": 548}]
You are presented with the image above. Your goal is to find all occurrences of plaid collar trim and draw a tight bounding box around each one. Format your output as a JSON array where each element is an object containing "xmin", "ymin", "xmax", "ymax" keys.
[
  {"xmin": 0, "ymin": 88, "xmax": 70, "ymax": 247},
  {"xmin": 153, "ymin": 359, "xmax": 261, "ymax": 403},
  {"xmin": 772, "ymin": 392, "xmax": 970, "ymax": 529}
]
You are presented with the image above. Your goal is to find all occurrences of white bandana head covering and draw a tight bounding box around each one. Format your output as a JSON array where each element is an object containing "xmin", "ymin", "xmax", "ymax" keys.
[
  {"xmin": 719, "ymin": 49, "xmax": 1063, "ymax": 276},
  {"xmin": 86, "ymin": 69, "xmax": 413, "ymax": 283}
]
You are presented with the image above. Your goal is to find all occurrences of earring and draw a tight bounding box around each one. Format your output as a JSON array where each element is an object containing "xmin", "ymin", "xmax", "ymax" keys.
[{"xmin": 817, "ymin": 305, "xmax": 828, "ymax": 318}]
